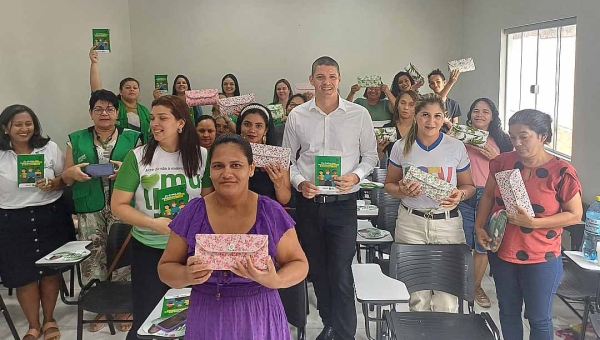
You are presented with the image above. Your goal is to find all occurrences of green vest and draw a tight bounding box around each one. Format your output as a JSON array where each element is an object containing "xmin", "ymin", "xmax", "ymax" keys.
[{"xmin": 69, "ymin": 127, "xmax": 141, "ymax": 213}]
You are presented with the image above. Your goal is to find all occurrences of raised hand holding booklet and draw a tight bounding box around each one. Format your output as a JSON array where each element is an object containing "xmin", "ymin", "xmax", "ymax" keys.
[
  {"xmin": 156, "ymin": 185, "xmax": 189, "ymax": 219},
  {"xmin": 315, "ymin": 156, "xmax": 341, "ymax": 194},
  {"xmin": 154, "ymin": 74, "xmax": 168, "ymax": 94},
  {"xmin": 92, "ymin": 29, "xmax": 111, "ymax": 53},
  {"xmin": 17, "ymin": 154, "xmax": 44, "ymax": 188}
]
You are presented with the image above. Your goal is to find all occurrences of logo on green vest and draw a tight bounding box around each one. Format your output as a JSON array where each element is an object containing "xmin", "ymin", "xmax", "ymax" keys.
[{"xmin": 77, "ymin": 154, "xmax": 87, "ymax": 163}]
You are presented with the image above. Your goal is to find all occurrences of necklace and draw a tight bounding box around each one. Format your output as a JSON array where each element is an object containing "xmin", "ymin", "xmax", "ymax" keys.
[{"xmin": 94, "ymin": 128, "xmax": 117, "ymax": 148}]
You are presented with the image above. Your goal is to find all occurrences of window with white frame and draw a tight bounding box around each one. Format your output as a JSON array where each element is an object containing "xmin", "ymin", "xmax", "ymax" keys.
[{"xmin": 503, "ymin": 18, "xmax": 576, "ymax": 159}]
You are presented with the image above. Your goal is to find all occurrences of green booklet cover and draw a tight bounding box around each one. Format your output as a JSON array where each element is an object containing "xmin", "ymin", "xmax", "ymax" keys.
[
  {"xmin": 92, "ymin": 28, "xmax": 111, "ymax": 53},
  {"xmin": 155, "ymin": 185, "xmax": 189, "ymax": 219},
  {"xmin": 161, "ymin": 293, "xmax": 189, "ymax": 317},
  {"xmin": 485, "ymin": 209, "xmax": 508, "ymax": 252},
  {"xmin": 17, "ymin": 154, "xmax": 44, "ymax": 188},
  {"xmin": 155, "ymin": 74, "xmax": 168, "ymax": 94},
  {"xmin": 315, "ymin": 155, "xmax": 341, "ymax": 193}
]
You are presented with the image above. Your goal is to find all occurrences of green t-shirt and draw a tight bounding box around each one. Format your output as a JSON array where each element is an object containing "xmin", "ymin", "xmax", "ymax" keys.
[
  {"xmin": 114, "ymin": 146, "xmax": 211, "ymax": 249},
  {"xmin": 354, "ymin": 98, "xmax": 392, "ymax": 121}
]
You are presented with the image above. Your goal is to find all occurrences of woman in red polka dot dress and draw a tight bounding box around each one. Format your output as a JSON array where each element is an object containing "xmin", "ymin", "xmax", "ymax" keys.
[{"xmin": 475, "ymin": 109, "xmax": 583, "ymax": 340}]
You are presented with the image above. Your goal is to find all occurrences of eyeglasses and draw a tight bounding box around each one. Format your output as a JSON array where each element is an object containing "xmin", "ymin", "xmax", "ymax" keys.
[{"xmin": 93, "ymin": 107, "xmax": 117, "ymax": 115}]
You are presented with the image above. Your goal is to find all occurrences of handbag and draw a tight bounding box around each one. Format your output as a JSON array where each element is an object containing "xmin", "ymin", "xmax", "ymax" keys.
[
  {"xmin": 266, "ymin": 104, "xmax": 285, "ymax": 125},
  {"xmin": 357, "ymin": 75, "xmax": 382, "ymax": 88},
  {"xmin": 195, "ymin": 234, "xmax": 268, "ymax": 270},
  {"xmin": 185, "ymin": 89, "xmax": 219, "ymax": 107},
  {"xmin": 250, "ymin": 143, "xmax": 291, "ymax": 169},
  {"xmin": 448, "ymin": 124, "xmax": 489, "ymax": 147},
  {"xmin": 403, "ymin": 166, "xmax": 456, "ymax": 202},
  {"xmin": 217, "ymin": 94, "xmax": 255, "ymax": 117},
  {"xmin": 494, "ymin": 169, "xmax": 535, "ymax": 216}
]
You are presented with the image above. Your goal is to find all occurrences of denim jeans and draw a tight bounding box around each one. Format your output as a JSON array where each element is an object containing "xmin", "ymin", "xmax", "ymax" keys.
[
  {"xmin": 488, "ymin": 251, "xmax": 563, "ymax": 340},
  {"xmin": 457, "ymin": 187, "xmax": 487, "ymax": 253}
]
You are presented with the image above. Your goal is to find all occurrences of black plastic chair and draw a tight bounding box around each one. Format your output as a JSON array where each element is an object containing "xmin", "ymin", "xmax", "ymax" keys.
[
  {"xmin": 0, "ymin": 294, "xmax": 19, "ymax": 340},
  {"xmin": 278, "ymin": 279, "xmax": 308, "ymax": 340},
  {"xmin": 76, "ymin": 223, "xmax": 133, "ymax": 340},
  {"xmin": 384, "ymin": 243, "xmax": 500, "ymax": 340}
]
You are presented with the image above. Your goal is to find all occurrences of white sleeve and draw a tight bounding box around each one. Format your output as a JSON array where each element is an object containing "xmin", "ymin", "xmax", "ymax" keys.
[
  {"xmin": 282, "ymin": 111, "xmax": 307, "ymax": 190},
  {"xmin": 352, "ymin": 109, "xmax": 378, "ymax": 180},
  {"xmin": 388, "ymin": 140, "xmax": 404, "ymax": 169},
  {"xmin": 51, "ymin": 141, "xmax": 65, "ymax": 176},
  {"xmin": 456, "ymin": 142, "xmax": 470, "ymax": 173}
]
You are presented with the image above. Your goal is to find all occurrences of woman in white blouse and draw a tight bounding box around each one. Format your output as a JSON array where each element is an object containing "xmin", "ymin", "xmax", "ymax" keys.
[{"xmin": 0, "ymin": 104, "xmax": 74, "ymax": 340}]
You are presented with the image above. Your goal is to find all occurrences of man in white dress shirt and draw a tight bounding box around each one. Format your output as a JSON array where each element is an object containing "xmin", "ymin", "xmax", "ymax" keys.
[{"xmin": 283, "ymin": 56, "xmax": 378, "ymax": 340}]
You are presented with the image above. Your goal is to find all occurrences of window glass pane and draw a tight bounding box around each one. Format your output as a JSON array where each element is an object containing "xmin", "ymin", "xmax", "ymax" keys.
[
  {"xmin": 520, "ymin": 30, "xmax": 539, "ymax": 110},
  {"xmin": 536, "ymin": 27, "xmax": 558, "ymax": 149},
  {"xmin": 505, "ymin": 32, "xmax": 522, "ymax": 126},
  {"xmin": 556, "ymin": 25, "xmax": 576, "ymax": 156}
]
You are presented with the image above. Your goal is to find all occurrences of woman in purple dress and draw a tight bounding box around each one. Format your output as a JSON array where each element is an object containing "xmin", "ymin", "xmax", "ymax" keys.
[{"xmin": 158, "ymin": 134, "xmax": 308, "ymax": 340}]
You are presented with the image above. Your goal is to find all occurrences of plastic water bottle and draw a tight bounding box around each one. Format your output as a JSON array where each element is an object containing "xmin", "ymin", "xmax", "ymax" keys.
[{"xmin": 582, "ymin": 196, "xmax": 600, "ymax": 260}]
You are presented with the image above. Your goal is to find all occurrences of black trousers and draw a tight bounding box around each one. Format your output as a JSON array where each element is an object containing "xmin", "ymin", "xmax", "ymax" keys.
[
  {"xmin": 126, "ymin": 238, "xmax": 170, "ymax": 340},
  {"xmin": 296, "ymin": 193, "xmax": 358, "ymax": 340}
]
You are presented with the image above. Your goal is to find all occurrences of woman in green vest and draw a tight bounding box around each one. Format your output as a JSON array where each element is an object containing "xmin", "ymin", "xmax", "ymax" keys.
[
  {"xmin": 89, "ymin": 46, "xmax": 152, "ymax": 143},
  {"xmin": 62, "ymin": 89, "xmax": 141, "ymax": 332}
]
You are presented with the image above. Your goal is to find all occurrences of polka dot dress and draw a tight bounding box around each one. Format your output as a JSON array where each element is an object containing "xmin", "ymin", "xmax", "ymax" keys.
[{"xmin": 490, "ymin": 152, "xmax": 581, "ymax": 264}]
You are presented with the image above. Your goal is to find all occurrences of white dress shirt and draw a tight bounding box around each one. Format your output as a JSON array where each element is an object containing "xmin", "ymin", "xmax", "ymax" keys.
[{"xmin": 282, "ymin": 96, "xmax": 378, "ymax": 195}]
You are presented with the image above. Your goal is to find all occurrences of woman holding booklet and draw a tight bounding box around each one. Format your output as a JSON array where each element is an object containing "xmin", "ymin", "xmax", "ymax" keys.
[
  {"xmin": 384, "ymin": 93, "xmax": 476, "ymax": 313},
  {"xmin": 377, "ymin": 90, "xmax": 419, "ymax": 161},
  {"xmin": 158, "ymin": 133, "xmax": 308, "ymax": 340},
  {"xmin": 110, "ymin": 95, "xmax": 212, "ymax": 339},
  {"xmin": 235, "ymin": 104, "xmax": 291, "ymax": 205},
  {"xmin": 0, "ymin": 104, "xmax": 74, "ymax": 340},
  {"xmin": 453, "ymin": 98, "xmax": 513, "ymax": 309},
  {"xmin": 61, "ymin": 90, "xmax": 141, "ymax": 332},
  {"xmin": 89, "ymin": 46, "xmax": 152, "ymax": 144},
  {"xmin": 475, "ymin": 109, "xmax": 582, "ymax": 340}
]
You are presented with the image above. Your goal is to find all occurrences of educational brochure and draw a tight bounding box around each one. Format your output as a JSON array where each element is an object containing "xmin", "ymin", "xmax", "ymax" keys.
[
  {"xmin": 43, "ymin": 250, "xmax": 91, "ymax": 263},
  {"xmin": 315, "ymin": 156, "xmax": 341, "ymax": 194},
  {"xmin": 92, "ymin": 29, "xmax": 111, "ymax": 53},
  {"xmin": 154, "ymin": 74, "xmax": 168, "ymax": 94},
  {"xmin": 17, "ymin": 154, "xmax": 44, "ymax": 188},
  {"xmin": 161, "ymin": 293, "xmax": 190, "ymax": 317},
  {"xmin": 155, "ymin": 185, "xmax": 189, "ymax": 219}
]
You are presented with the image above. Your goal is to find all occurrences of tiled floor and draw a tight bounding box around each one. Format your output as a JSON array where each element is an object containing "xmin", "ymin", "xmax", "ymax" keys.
[{"xmin": 0, "ymin": 263, "xmax": 586, "ymax": 340}]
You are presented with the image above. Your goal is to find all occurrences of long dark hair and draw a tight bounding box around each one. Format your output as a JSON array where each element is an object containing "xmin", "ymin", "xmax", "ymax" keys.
[
  {"xmin": 0, "ymin": 104, "xmax": 51, "ymax": 151},
  {"xmin": 392, "ymin": 90, "xmax": 419, "ymax": 123},
  {"xmin": 117, "ymin": 77, "xmax": 140, "ymax": 101},
  {"xmin": 142, "ymin": 95, "xmax": 201, "ymax": 178},
  {"xmin": 391, "ymin": 71, "xmax": 415, "ymax": 97},
  {"xmin": 221, "ymin": 74, "xmax": 240, "ymax": 97},
  {"xmin": 235, "ymin": 103, "xmax": 275, "ymax": 146},
  {"xmin": 209, "ymin": 133, "xmax": 253, "ymax": 166},
  {"xmin": 466, "ymin": 98, "xmax": 513, "ymax": 153},
  {"xmin": 272, "ymin": 79, "xmax": 293, "ymax": 103}
]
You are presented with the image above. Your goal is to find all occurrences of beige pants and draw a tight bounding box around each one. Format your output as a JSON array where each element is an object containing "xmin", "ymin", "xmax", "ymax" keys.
[{"xmin": 395, "ymin": 204, "xmax": 466, "ymax": 313}]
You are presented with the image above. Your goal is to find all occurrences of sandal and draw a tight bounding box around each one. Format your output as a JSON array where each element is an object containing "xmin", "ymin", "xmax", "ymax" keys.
[
  {"xmin": 88, "ymin": 314, "xmax": 106, "ymax": 332},
  {"xmin": 22, "ymin": 328, "xmax": 41, "ymax": 340},
  {"xmin": 115, "ymin": 313, "xmax": 133, "ymax": 332},
  {"xmin": 41, "ymin": 321, "xmax": 60, "ymax": 340}
]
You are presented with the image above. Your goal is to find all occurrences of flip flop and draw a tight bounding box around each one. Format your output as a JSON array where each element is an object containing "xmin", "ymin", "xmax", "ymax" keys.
[
  {"xmin": 115, "ymin": 313, "xmax": 133, "ymax": 332},
  {"xmin": 42, "ymin": 321, "xmax": 60, "ymax": 340},
  {"xmin": 88, "ymin": 314, "xmax": 106, "ymax": 332},
  {"xmin": 22, "ymin": 328, "xmax": 41, "ymax": 340}
]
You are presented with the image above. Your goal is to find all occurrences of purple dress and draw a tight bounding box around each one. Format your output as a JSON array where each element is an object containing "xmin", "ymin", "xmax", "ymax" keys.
[{"xmin": 169, "ymin": 195, "xmax": 295, "ymax": 340}]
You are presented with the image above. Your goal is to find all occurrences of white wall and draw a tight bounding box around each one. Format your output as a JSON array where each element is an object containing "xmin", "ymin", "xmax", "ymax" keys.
[
  {"xmin": 460, "ymin": 0, "xmax": 600, "ymax": 204},
  {"xmin": 127, "ymin": 0, "xmax": 464, "ymax": 109},
  {"xmin": 0, "ymin": 0, "xmax": 133, "ymax": 149}
]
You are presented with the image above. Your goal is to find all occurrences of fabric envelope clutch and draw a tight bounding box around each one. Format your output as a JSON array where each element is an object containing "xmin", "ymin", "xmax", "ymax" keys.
[
  {"xmin": 266, "ymin": 104, "xmax": 285, "ymax": 125},
  {"xmin": 404, "ymin": 63, "xmax": 424, "ymax": 84},
  {"xmin": 195, "ymin": 234, "xmax": 268, "ymax": 271},
  {"xmin": 250, "ymin": 143, "xmax": 291, "ymax": 170},
  {"xmin": 357, "ymin": 75, "xmax": 382, "ymax": 88},
  {"xmin": 485, "ymin": 210, "xmax": 508, "ymax": 252},
  {"xmin": 185, "ymin": 89, "xmax": 219, "ymax": 107},
  {"xmin": 374, "ymin": 127, "xmax": 398, "ymax": 143},
  {"xmin": 217, "ymin": 94, "xmax": 255, "ymax": 117},
  {"xmin": 448, "ymin": 58, "xmax": 476, "ymax": 72},
  {"xmin": 403, "ymin": 166, "xmax": 456, "ymax": 202},
  {"xmin": 449, "ymin": 124, "xmax": 489, "ymax": 147},
  {"xmin": 494, "ymin": 169, "xmax": 535, "ymax": 217}
]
